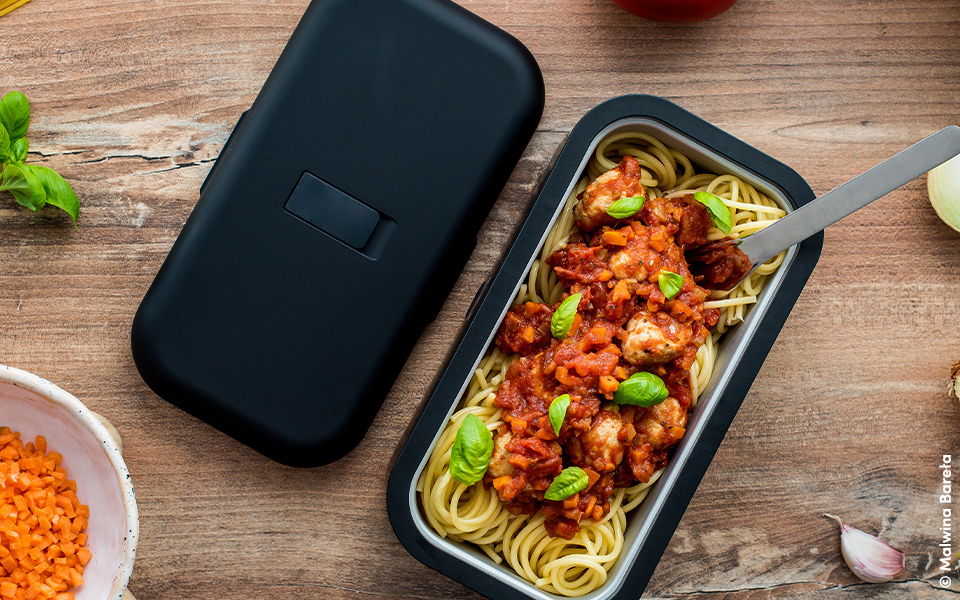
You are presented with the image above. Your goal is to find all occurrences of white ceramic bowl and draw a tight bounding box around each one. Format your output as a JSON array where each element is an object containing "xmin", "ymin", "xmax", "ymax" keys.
[{"xmin": 0, "ymin": 364, "xmax": 138, "ymax": 600}]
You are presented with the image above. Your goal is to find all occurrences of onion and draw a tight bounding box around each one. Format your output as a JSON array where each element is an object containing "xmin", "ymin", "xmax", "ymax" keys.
[{"xmin": 928, "ymin": 154, "xmax": 960, "ymax": 232}]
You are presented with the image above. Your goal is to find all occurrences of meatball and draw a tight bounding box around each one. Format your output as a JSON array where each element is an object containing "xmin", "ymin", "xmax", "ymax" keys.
[
  {"xmin": 608, "ymin": 247, "xmax": 647, "ymax": 281},
  {"xmin": 565, "ymin": 408, "xmax": 626, "ymax": 473},
  {"xmin": 640, "ymin": 194, "xmax": 712, "ymax": 248},
  {"xmin": 486, "ymin": 428, "xmax": 515, "ymax": 479},
  {"xmin": 605, "ymin": 222, "xmax": 677, "ymax": 281},
  {"xmin": 687, "ymin": 239, "xmax": 753, "ymax": 291},
  {"xmin": 620, "ymin": 311, "xmax": 692, "ymax": 365},
  {"xmin": 635, "ymin": 398, "xmax": 687, "ymax": 449},
  {"xmin": 573, "ymin": 155, "xmax": 646, "ymax": 231}
]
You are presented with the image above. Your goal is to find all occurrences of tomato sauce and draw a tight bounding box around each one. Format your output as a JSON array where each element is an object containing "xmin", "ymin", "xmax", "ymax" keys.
[{"xmin": 483, "ymin": 160, "xmax": 739, "ymax": 539}]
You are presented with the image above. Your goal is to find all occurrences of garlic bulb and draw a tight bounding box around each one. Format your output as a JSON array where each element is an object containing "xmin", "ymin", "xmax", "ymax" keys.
[
  {"xmin": 825, "ymin": 514, "xmax": 905, "ymax": 583},
  {"xmin": 928, "ymin": 154, "xmax": 960, "ymax": 233}
]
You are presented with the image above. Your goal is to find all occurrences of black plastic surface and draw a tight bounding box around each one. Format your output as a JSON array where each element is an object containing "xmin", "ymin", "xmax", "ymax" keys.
[
  {"xmin": 131, "ymin": 0, "xmax": 544, "ymax": 467},
  {"xmin": 387, "ymin": 95, "xmax": 823, "ymax": 599}
]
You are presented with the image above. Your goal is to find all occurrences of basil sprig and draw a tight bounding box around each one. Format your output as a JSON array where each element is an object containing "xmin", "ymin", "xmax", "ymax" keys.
[
  {"xmin": 544, "ymin": 466, "xmax": 589, "ymax": 501},
  {"xmin": 549, "ymin": 394, "xmax": 571, "ymax": 436},
  {"xmin": 613, "ymin": 372, "xmax": 669, "ymax": 407},
  {"xmin": 657, "ymin": 270, "xmax": 684, "ymax": 300},
  {"xmin": 550, "ymin": 293, "xmax": 582, "ymax": 340},
  {"xmin": 694, "ymin": 191, "xmax": 731, "ymax": 235},
  {"xmin": 449, "ymin": 414, "xmax": 494, "ymax": 486},
  {"xmin": 605, "ymin": 194, "xmax": 645, "ymax": 219},
  {"xmin": 0, "ymin": 91, "xmax": 80, "ymax": 224}
]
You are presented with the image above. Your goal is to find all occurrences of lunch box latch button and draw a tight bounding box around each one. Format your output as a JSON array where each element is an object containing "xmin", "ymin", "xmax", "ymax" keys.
[{"xmin": 284, "ymin": 172, "xmax": 381, "ymax": 250}]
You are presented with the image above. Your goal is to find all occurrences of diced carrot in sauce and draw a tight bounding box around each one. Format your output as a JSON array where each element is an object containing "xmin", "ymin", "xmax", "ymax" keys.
[
  {"xmin": 522, "ymin": 302, "xmax": 541, "ymax": 317},
  {"xmin": 598, "ymin": 375, "xmax": 619, "ymax": 396},
  {"xmin": 609, "ymin": 279, "xmax": 632, "ymax": 305},
  {"xmin": 601, "ymin": 230, "xmax": 628, "ymax": 246},
  {"xmin": 0, "ymin": 428, "xmax": 90, "ymax": 599},
  {"xmin": 583, "ymin": 495, "xmax": 597, "ymax": 517},
  {"xmin": 670, "ymin": 300, "xmax": 693, "ymax": 321},
  {"xmin": 521, "ymin": 326, "xmax": 536, "ymax": 344},
  {"xmin": 649, "ymin": 228, "xmax": 668, "ymax": 252}
]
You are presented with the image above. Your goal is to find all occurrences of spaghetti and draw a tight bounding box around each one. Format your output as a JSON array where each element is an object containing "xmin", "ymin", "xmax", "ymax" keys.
[{"xmin": 418, "ymin": 130, "xmax": 786, "ymax": 596}]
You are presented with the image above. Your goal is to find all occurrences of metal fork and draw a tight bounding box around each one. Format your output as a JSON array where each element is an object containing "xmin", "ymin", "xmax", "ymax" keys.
[{"xmin": 720, "ymin": 125, "xmax": 960, "ymax": 287}]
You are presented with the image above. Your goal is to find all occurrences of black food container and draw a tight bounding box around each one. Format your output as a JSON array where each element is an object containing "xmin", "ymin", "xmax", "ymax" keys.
[{"xmin": 387, "ymin": 94, "xmax": 822, "ymax": 600}]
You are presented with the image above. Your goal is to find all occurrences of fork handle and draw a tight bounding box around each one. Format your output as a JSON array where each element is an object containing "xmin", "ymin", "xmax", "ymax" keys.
[{"xmin": 738, "ymin": 125, "xmax": 960, "ymax": 267}]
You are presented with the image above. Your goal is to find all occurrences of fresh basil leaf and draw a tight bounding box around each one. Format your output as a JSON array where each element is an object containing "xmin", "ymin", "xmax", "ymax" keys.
[
  {"xmin": 0, "ymin": 122, "xmax": 9, "ymax": 162},
  {"xmin": 658, "ymin": 270, "xmax": 684, "ymax": 300},
  {"xmin": 11, "ymin": 137, "xmax": 27, "ymax": 163},
  {"xmin": 694, "ymin": 191, "xmax": 732, "ymax": 235},
  {"xmin": 605, "ymin": 195, "xmax": 645, "ymax": 219},
  {"xmin": 550, "ymin": 293, "xmax": 582, "ymax": 340},
  {"xmin": 544, "ymin": 466, "xmax": 589, "ymax": 501},
  {"xmin": 449, "ymin": 413, "xmax": 493, "ymax": 486},
  {"xmin": 613, "ymin": 371, "xmax": 669, "ymax": 407},
  {"xmin": 0, "ymin": 92, "xmax": 30, "ymax": 142},
  {"xmin": 1, "ymin": 163, "xmax": 46, "ymax": 211},
  {"xmin": 549, "ymin": 394, "xmax": 571, "ymax": 436},
  {"xmin": 24, "ymin": 165, "xmax": 79, "ymax": 224}
]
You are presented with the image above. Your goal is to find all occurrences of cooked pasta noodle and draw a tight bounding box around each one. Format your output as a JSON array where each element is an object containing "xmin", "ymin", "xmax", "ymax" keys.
[{"xmin": 418, "ymin": 130, "xmax": 786, "ymax": 596}]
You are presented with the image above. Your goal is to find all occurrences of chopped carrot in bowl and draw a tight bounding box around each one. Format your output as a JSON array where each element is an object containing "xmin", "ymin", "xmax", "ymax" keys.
[{"xmin": 0, "ymin": 427, "xmax": 90, "ymax": 600}]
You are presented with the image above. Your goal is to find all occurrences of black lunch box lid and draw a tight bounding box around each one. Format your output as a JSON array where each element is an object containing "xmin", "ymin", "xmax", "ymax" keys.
[{"xmin": 130, "ymin": 0, "xmax": 544, "ymax": 467}]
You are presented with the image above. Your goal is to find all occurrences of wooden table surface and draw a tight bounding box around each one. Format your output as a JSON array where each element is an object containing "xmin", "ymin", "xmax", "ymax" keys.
[{"xmin": 2, "ymin": 0, "xmax": 959, "ymax": 598}]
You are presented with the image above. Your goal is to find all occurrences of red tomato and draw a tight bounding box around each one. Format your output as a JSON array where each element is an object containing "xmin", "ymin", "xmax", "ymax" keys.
[{"xmin": 612, "ymin": 0, "xmax": 738, "ymax": 23}]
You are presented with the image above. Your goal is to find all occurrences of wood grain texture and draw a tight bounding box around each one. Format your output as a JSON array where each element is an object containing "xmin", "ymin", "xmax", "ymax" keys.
[{"xmin": 1, "ymin": 0, "xmax": 959, "ymax": 598}]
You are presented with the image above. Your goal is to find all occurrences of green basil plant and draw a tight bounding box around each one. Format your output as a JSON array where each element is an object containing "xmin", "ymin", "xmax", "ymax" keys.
[{"xmin": 0, "ymin": 91, "xmax": 80, "ymax": 224}]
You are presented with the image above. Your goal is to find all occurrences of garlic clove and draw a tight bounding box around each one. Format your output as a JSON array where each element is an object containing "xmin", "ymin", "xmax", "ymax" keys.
[{"xmin": 825, "ymin": 514, "xmax": 905, "ymax": 583}]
